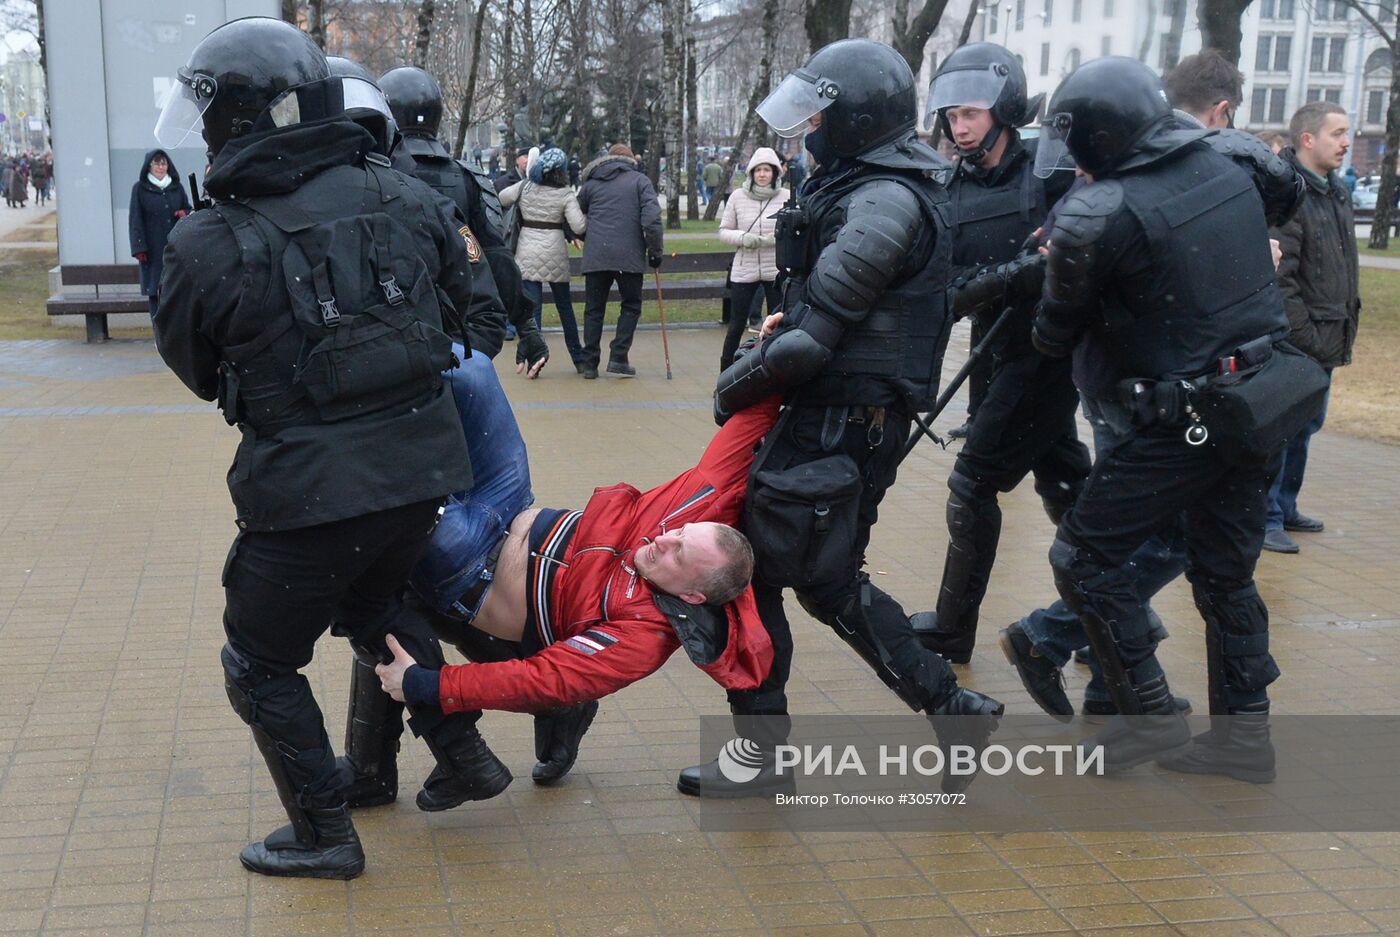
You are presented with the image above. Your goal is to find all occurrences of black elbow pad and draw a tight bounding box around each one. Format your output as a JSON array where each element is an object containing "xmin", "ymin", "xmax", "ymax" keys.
[{"xmin": 714, "ymin": 327, "xmax": 834, "ymax": 422}]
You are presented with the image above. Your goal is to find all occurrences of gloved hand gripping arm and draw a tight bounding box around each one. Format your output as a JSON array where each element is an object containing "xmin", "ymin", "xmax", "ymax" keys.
[{"xmin": 948, "ymin": 253, "xmax": 1046, "ymax": 322}]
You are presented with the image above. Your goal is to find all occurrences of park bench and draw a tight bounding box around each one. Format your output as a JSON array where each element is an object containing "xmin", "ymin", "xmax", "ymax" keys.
[
  {"xmin": 46, "ymin": 264, "xmax": 145, "ymax": 343},
  {"xmin": 539, "ymin": 251, "xmax": 734, "ymax": 306}
]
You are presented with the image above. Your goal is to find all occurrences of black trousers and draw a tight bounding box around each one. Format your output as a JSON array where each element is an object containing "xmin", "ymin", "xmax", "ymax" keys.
[
  {"xmin": 730, "ymin": 406, "xmax": 958, "ymax": 719},
  {"xmin": 222, "ymin": 499, "xmax": 459, "ymax": 802},
  {"xmin": 581, "ymin": 270, "xmax": 644, "ymax": 368},
  {"xmin": 1053, "ymin": 429, "xmax": 1280, "ymax": 710},
  {"xmin": 964, "ymin": 317, "xmax": 992, "ymax": 421},
  {"xmin": 720, "ymin": 280, "xmax": 781, "ymax": 370}
]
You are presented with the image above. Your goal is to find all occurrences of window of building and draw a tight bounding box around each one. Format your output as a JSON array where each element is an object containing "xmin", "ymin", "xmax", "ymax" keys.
[
  {"xmin": 1256, "ymin": 35, "xmax": 1271, "ymax": 71},
  {"xmin": 1260, "ymin": 0, "xmax": 1275, "ymax": 16},
  {"xmin": 988, "ymin": 4, "xmax": 999, "ymax": 34},
  {"xmin": 1329, "ymin": 37, "xmax": 1346, "ymax": 73},
  {"xmin": 1044, "ymin": 0, "xmax": 1053, "ymax": 27},
  {"xmin": 1274, "ymin": 36, "xmax": 1292, "ymax": 72},
  {"xmin": 1311, "ymin": 36, "xmax": 1326, "ymax": 72},
  {"xmin": 1073, "ymin": 0, "xmax": 1082, "ymax": 22},
  {"xmin": 1269, "ymin": 88, "xmax": 1287, "ymax": 123},
  {"xmin": 1040, "ymin": 42, "xmax": 1051, "ymax": 75},
  {"xmin": 1101, "ymin": 34, "xmax": 1112, "ymax": 56},
  {"xmin": 1068, "ymin": 47, "xmax": 1081, "ymax": 70},
  {"xmin": 1306, "ymin": 88, "xmax": 1322, "ymax": 103},
  {"xmin": 1016, "ymin": 0, "xmax": 1025, "ymax": 30},
  {"xmin": 1279, "ymin": 0, "xmax": 1294, "ymax": 16},
  {"xmin": 1104, "ymin": 0, "xmax": 1113, "ymax": 16},
  {"xmin": 1252, "ymin": 86, "xmax": 1288, "ymax": 124},
  {"xmin": 1369, "ymin": 89, "xmax": 1386, "ymax": 125},
  {"xmin": 1252, "ymin": 86, "xmax": 1267, "ymax": 119}
]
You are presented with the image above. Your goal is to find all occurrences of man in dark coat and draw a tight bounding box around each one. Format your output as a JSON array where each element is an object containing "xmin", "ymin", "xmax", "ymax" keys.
[
  {"xmin": 576, "ymin": 144, "xmax": 664, "ymax": 378},
  {"xmin": 128, "ymin": 149, "xmax": 191, "ymax": 318},
  {"xmin": 1261, "ymin": 101, "xmax": 1360, "ymax": 554}
]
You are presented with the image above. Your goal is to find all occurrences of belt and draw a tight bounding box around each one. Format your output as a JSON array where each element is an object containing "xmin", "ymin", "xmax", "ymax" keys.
[
  {"xmin": 448, "ymin": 532, "xmax": 508, "ymax": 622},
  {"xmin": 520, "ymin": 219, "xmax": 563, "ymax": 230}
]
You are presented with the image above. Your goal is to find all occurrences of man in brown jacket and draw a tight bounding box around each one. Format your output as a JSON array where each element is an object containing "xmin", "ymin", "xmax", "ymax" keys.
[{"xmin": 1264, "ymin": 102, "xmax": 1360, "ymax": 554}]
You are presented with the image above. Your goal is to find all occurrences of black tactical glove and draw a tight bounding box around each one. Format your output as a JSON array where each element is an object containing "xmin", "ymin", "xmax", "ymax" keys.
[
  {"xmin": 1031, "ymin": 323, "xmax": 1074, "ymax": 358},
  {"xmin": 647, "ymin": 250, "xmax": 663, "ymax": 269},
  {"xmin": 515, "ymin": 322, "xmax": 550, "ymax": 376}
]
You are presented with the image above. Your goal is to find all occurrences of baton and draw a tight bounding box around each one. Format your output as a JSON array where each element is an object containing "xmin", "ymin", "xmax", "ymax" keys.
[
  {"xmin": 901, "ymin": 303, "xmax": 1017, "ymax": 462},
  {"xmin": 652, "ymin": 268, "xmax": 673, "ymax": 380}
]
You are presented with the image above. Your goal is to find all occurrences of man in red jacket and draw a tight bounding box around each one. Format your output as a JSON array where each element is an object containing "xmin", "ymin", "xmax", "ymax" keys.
[{"xmin": 371, "ymin": 365, "xmax": 778, "ymax": 789}]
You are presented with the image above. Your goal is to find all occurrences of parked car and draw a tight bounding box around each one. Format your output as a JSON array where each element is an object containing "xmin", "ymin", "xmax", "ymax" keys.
[{"xmin": 1353, "ymin": 179, "xmax": 1379, "ymax": 218}]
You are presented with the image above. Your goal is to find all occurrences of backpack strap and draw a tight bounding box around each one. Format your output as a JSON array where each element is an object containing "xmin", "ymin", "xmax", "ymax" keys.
[{"xmin": 368, "ymin": 213, "xmax": 406, "ymax": 306}]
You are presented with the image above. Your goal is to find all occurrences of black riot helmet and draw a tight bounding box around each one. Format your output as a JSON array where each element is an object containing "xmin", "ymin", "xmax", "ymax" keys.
[
  {"xmin": 926, "ymin": 42, "xmax": 1043, "ymax": 162},
  {"xmin": 758, "ymin": 39, "xmax": 919, "ymax": 162},
  {"xmin": 328, "ymin": 56, "xmax": 396, "ymax": 157},
  {"xmin": 378, "ymin": 66, "xmax": 444, "ymax": 139},
  {"xmin": 1034, "ymin": 56, "xmax": 1173, "ymax": 178},
  {"xmin": 155, "ymin": 17, "xmax": 342, "ymax": 156}
]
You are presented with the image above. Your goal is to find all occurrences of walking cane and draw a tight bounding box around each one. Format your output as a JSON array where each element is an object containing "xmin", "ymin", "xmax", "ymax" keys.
[
  {"xmin": 900, "ymin": 303, "xmax": 1016, "ymax": 464},
  {"xmin": 652, "ymin": 268, "xmax": 674, "ymax": 380}
]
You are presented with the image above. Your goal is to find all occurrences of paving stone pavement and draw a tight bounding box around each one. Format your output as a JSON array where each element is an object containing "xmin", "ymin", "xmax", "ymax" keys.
[{"xmin": 1, "ymin": 326, "xmax": 1399, "ymax": 937}]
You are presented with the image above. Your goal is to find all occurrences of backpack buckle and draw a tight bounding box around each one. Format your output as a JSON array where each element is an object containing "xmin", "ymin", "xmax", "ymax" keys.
[
  {"xmin": 319, "ymin": 298, "xmax": 341, "ymax": 327},
  {"xmin": 380, "ymin": 276, "xmax": 405, "ymax": 306}
]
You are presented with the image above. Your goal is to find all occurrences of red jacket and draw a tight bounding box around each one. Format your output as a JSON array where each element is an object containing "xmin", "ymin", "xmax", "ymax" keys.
[{"xmin": 437, "ymin": 397, "xmax": 780, "ymax": 713}]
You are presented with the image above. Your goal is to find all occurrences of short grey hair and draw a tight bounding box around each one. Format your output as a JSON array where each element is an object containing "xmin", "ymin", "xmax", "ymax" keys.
[{"xmin": 696, "ymin": 525, "xmax": 754, "ymax": 605}]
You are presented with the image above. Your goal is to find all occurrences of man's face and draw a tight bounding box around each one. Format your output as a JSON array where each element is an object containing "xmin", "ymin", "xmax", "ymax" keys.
[
  {"xmin": 946, "ymin": 105, "xmax": 995, "ymax": 151},
  {"xmin": 1304, "ymin": 113, "xmax": 1350, "ymax": 172},
  {"xmin": 517, "ymin": 154, "xmax": 529, "ymax": 172},
  {"xmin": 634, "ymin": 522, "xmax": 727, "ymax": 603}
]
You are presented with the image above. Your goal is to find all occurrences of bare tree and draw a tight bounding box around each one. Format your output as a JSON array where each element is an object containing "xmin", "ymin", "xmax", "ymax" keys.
[
  {"xmin": 805, "ymin": 0, "xmax": 853, "ymax": 53},
  {"xmin": 1162, "ymin": 0, "xmax": 1188, "ymax": 69},
  {"xmin": 454, "ymin": 0, "xmax": 493, "ymax": 157},
  {"xmin": 686, "ymin": 29, "xmax": 700, "ymax": 220},
  {"xmin": 1197, "ymin": 0, "xmax": 1257, "ymax": 65},
  {"xmin": 283, "ymin": 0, "xmax": 298, "ymax": 22},
  {"xmin": 705, "ymin": 0, "xmax": 780, "ymax": 220},
  {"xmin": 1136, "ymin": 0, "xmax": 1159, "ymax": 61},
  {"xmin": 661, "ymin": 0, "xmax": 685, "ymax": 227},
  {"xmin": 308, "ymin": 0, "xmax": 328, "ymax": 47},
  {"xmin": 1338, "ymin": 0, "xmax": 1400, "ymax": 249},
  {"xmin": 413, "ymin": 0, "xmax": 437, "ymax": 68},
  {"xmin": 891, "ymin": 0, "xmax": 952, "ymax": 76}
]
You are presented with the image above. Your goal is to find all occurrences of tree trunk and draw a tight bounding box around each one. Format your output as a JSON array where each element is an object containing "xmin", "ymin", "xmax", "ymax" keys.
[
  {"xmin": 413, "ymin": 0, "xmax": 437, "ymax": 69},
  {"xmin": 307, "ymin": 0, "xmax": 326, "ymax": 48},
  {"xmin": 1197, "ymin": 0, "xmax": 1256, "ymax": 65},
  {"xmin": 805, "ymin": 0, "xmax": 853, "ymax": 54},
  {"xmin": 454, "ymin": 0, "xmax": 492, "ymax": 159},
  {"xmin": 1136, "ymin": 0, "xmax": 1158, "ymax": 61},
  {"xmin": 1368, "ymin": 16, "xmax": 1400, "ymax": 248},
  {"xmin": 34, "ymin": 0, "xmax": 49, "ymax": 148},
  {"xmin": 1163, "ymin": 0, "xmax": 1187, "ymax": 69},
  {"xmin": 281, "ymin": 0, "xmax": 297, "ymax": 23},
  {"xmin": 661, "ymin": 0, "xmax": 682, "ymax": 228},
  {"xmin": 502, "ymin": 0, "xmax": 516, "ymax": 163},
  {"xmin": 686, "ymin": 29, "xmax": 700, "ymax": 221},
  {"xmin": 706, "ymin": 0, "xmax": 780, "ymax": 221},
  {"xmin": 891, "ymin": 0, "xmax": 952, "ymax": 77}
]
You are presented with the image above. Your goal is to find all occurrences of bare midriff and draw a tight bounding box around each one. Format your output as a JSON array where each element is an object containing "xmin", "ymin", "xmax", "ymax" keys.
[{"xmin": 470, "ymin": 507, "xmax": 542, "ymax": 642}]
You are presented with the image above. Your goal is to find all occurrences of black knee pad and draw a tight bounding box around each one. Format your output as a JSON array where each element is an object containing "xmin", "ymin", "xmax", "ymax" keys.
[
  {"xmin": 1049, "ymin": 541, "xmax": 1156, "ymax": 654},
  {"xmin": 1190, "ymin": 579, "xmax": 1279, "ymax": 697}
]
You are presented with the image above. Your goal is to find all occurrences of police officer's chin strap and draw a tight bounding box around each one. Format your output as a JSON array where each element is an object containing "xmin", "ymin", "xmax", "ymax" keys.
[{"xmin": 951, "ymin": 119, "xmax": 1003, "ymax": 166}]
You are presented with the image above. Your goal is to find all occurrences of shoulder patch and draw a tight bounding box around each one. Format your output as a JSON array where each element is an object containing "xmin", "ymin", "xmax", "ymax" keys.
[{"xmin": 459, "ymin": 224, "xmax": 483, "ymax": 263}]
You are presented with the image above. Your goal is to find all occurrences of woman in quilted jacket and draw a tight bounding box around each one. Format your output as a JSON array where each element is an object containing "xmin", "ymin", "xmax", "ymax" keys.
[
  {"xmin": 717, "ymin": 147, "xmax": 788, "ymax": 370},
  {"xmin": 500, "ymin": 148, "xmax": 588, "ymax": 371}
]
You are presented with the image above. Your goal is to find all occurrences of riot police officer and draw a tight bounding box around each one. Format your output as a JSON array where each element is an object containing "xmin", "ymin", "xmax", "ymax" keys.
[
  {"xmin": 1030, "ymin": 57, "xmax": 1300, "ymax": 775},
  {"xmin": 908, "ymin": 43, "xmax": 1089, "ymax": 665},
  {"xmin": 378, "ymin": 65, "xmax": 548, "ymax": 375},
  {"xmin": 678, "ymin": 39, "xmax": 1003, "ymax": 799},
  {"xmin": 152, "ymin": 17, "xmax": 507, "ymax": 879}
]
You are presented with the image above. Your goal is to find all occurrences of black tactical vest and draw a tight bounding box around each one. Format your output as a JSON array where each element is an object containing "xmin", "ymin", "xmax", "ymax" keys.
[
  {"xmin": 798, "ymin": 168, "xmax": 954, "ymax": 412},
  {"xmin": 947, "ymin": 145, "xmax": 1047, "ymax": 270},
  {"xmin": 1111, "ymin": 144, "xmax": 1288, "ymax": 380},
  {"xmin": 403, "ymin": 135, "xmax": 471, "ymax": 218}
]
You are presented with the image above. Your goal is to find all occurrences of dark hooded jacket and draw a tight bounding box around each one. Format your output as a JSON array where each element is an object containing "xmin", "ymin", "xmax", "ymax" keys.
[
  {"xmin": 128, "ymin": 149, "xmax": 192, "ymax": 296},
  {"xmin": 154, "ymin": 118, "xmax": 498, "ymax": 531},
  {"xmin": 577, "ymin": 154, "xmax": 663, "ymax": 274}
]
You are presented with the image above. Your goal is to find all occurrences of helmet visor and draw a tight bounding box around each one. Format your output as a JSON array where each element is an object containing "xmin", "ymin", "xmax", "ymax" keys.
[
  {"xmin": 154, "ymin": 68, "xmax": 216, "ymax": 148},
  {"xmin": 758, "ymin": 71, "xmax": 838, "ymax": 138},
  {"xmin": 1033, "ymin": 112, "xmax": 1077, "ymax": 178},
  {"xmin": 925, "ymin": 65, "xmax": 1008, "ymax": 129},
  {"xmin": 341, "ymin": 76, "xmax": 392, "ymax": 121}
]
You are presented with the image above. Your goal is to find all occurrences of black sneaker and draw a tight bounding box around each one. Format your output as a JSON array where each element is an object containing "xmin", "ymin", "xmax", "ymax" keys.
[
  {"xmin": 999, "ymin": 624, "xmax": 1072, "ymax": 722},
  {"xmin": 606, "ymin": 359, "xmax": 636, "ymax": 377},
  {"xmin": 582, "ymin": 365, "xmax": 599, "ymax": 380}
]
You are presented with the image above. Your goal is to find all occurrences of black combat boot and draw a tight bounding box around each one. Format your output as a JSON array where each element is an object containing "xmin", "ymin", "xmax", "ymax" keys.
[
  {"xmin": 1156, "ymin": 700, "xmax": 1274, "ymax": 784},
  {"xmin": 532, "ymin": 700, "xmax": 599, "ymax": 785},
  {"xmin": 676, "ymin": 752, "xmax": 796, "ymax": 798},
  {"xmin": 416, "ymin": 723, "xmax": 513, "ymax": 811},
  {"xmin": 928, "ymin": 687, "xmax": 1005, "ymax": 795},
  {"xmin": 239, "ymin": 804, "xmax": 365, "ymax": 880},
  {"xmin": 336, "ymin": 653, "xmax": 404, "ymax": 808},
  {"xmin": 910, "ymin": 611, "xmax": 976, "ymax": 665},
  {"xmin": 1086, "ymin": 673, "xmax": 1191, "ymax": 772}
]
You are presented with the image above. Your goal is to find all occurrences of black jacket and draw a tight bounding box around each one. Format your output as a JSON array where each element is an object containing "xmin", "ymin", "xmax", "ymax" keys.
[
  {"xmin": 154, "ymin": 119, "xmax": 494, "ymax": 531},
  {"xmin": 577, "ymin": 155, "xmax": 663, "ymax": 274},
  {"xmin": 1270, "ymin": 148, "xmax": 1360, "ymax": 368},
  {"xmin": 128, "ymin": 149, "xmax": 192, "ymax": 296}
]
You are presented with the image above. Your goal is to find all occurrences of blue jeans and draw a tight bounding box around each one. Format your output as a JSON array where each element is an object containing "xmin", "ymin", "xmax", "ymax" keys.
[
  {"xmin": 523, "ymin": 279, "xmax": 583, "ymax": 363},
  {"xmin": 1018, "ymin": 395, "xmax": 1188, "ymax": 702},
  {"xmin": 1265, "ymin": 382, "xmax": 1330, "ymax": 530},
  {"xmin": 409, "ymin": 347, "xmax": 534, "ymax": 617}
]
